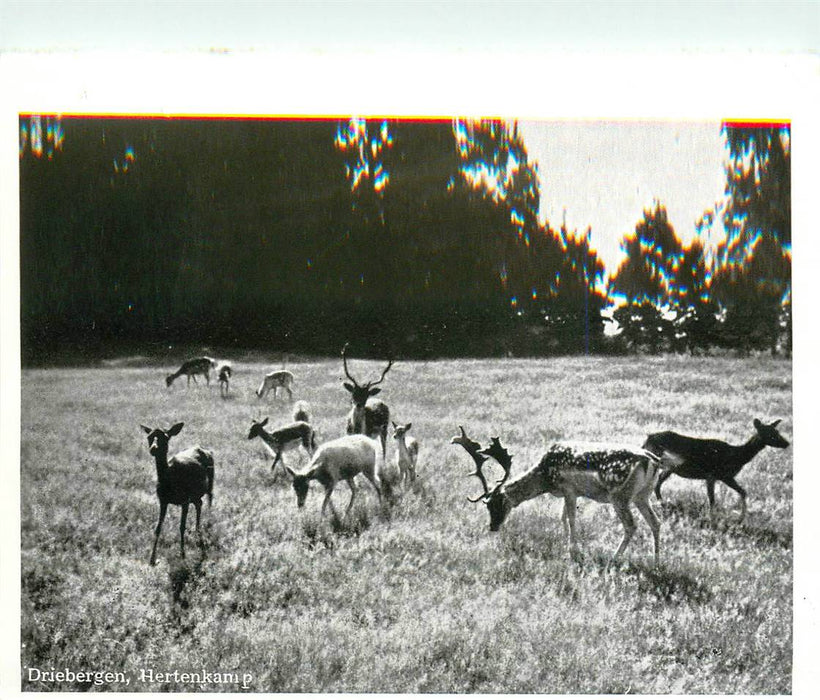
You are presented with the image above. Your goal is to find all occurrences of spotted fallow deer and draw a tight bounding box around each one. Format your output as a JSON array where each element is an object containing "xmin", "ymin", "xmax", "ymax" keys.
[
  {"xmin": 392, "ymin": 421, "xmax": 419, "ymax": 484},
  {"xmin": 452, "ymin": 427, "xmax": 663, "ymax": 567},
  {"xmin": 247, "ymin": 417, "xmax": 317, "ymax": 476},
  {"xmin": 140, "ymin": 422, "xmax": 215, "ymax": 566},
  {"xmin": 644, "ymin": 418, "xmax": 790, "ymax": 522},
  {"xmin": 341, "ymin": 344, "xmax": 393, "ymax": 457},
  {"xmin": 165, "ymin": 357, "xmax": 217, "ymax": 388}
]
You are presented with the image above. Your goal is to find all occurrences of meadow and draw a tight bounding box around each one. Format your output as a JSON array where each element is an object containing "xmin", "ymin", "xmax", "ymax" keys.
[{"xmin": 20, "ymin": 354, "xmax": 793, "ymax": 693}]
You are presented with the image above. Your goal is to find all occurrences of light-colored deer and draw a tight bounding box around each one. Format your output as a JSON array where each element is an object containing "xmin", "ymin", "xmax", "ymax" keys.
[
  {"xmin": 644, "ymin": 418, "xmax": 790, "ymax": 521},
  {"xmin": 165, "ymin": 357, "xmax": 217, "ymax": 388},
  {"xmin": 284, "ymin": 434, "xmax": 383, "ymax": 519},
  {"xmin": 256, "ymin": 370, "xmax": 294, "ymax": 400},
  {"xmin": 392, "ymin": 421, "xmax": 419, "ymax": 484},
  {"xmin": 452, "ymin": 426, "xmax": 662, "ymax": 567},
  {"xmin": 341, "ymin": 343, "xmax": 393, "ymax": 456},
  {"xmin": 140, "ymin": 422, "xmax": 215, "ymax": 566},
  {"xmin": 247, "ymin": 417, "xmax": 316, "ymax": 476}
]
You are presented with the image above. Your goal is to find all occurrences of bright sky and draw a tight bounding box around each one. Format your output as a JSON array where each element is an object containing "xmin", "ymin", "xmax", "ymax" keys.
[{"xmin": 519, "ymin": 120, "xmax": 728, "ymax": 276}]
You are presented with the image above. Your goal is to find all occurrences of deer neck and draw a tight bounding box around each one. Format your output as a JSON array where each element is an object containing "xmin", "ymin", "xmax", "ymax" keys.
[
  {"xmin": 731, "ymin": 434, "xmax": 766, "ymax": 467},
  {"xmin": 151, "ymin": 449, "xmax": 170, "ymax": 480},
  {"xmin": 501, "ymin": 465, "xmax": 553, "ymax": 509}
]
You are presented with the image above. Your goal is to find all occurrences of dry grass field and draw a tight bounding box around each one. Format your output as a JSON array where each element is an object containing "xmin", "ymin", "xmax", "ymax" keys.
[{"xmin": 20, "ymin": 354, "xmax": 792, "ymax": 693}]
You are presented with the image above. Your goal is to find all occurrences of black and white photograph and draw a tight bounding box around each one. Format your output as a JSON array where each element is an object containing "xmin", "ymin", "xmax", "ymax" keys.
[{"xmin": 2, "ymin": 2, "xmax": 818, "ymax": 697}]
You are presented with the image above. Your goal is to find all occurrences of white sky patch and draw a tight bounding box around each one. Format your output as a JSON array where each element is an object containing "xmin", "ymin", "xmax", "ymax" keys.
[{"xmin": 519, "ymin": 120, "xmax": 728, "ymax": 275}]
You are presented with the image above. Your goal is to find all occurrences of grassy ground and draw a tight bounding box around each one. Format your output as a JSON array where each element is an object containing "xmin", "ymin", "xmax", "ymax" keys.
[{"xmin": 20, "ymin": 355, "xmax": 792, "ymax": 693}]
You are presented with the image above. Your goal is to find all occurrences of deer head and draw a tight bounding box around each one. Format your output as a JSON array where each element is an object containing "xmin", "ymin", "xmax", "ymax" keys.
[
  {"xmin": 247, "ymin": 417, "xmax": 269, "ymax": 440},
  {"xmin": 753, "ymin": 418, "xmax": 790, "ymax": 448},
  {"xmin": 451, "ymin": 427, "xmax": 514, "ymax": 531},
  {"xmin": 141, "ymin": 422, "xmax": 184, "ymax": 457},
  {"xmin": 341, "ymin": 343, "xmax": 394, "ymax": 408}
]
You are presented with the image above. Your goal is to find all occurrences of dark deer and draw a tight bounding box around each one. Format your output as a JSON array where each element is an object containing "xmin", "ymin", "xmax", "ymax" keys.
[
  {"xmin": 247, "ymin": 417, "xmax": 317, "ymax": 476},
  {"xmin": 140, "ymin": 422, "xmax": 215, "ymax": 566},
  {"xmin": 165, "ymin": 357, "xmax": 217, "ymax": 388},
  {"xmin": 452, "ymin": 426, "xmax": 662, "ymax": 567},
  {"xmin": 341, "ymin": 343, "xmax": 393, "ymax": 456},
  {"xmin": 216, "ymin": 362, "xmax": 232, "ymax": 398},
  {"xmin": 644, "ymin": 418, "xmax": 790, "ymax": 522}
]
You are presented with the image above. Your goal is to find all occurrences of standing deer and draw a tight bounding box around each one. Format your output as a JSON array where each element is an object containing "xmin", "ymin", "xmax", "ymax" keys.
[
  {"xmin": 341, "ymin": 343, "xmax": 393, "ymax": 456},
  {"xmin": 392, "ymin": 421, "xmax": 419, "ymax": 484},
  {"xmin": 216, "ymin": 362, "xmax": 232, "ymax": 398},
  {"xmin": 165, "ymin": 357, "xmax": 217, "ymax": 388},
  {"xmin": 140, "ymin": 422, "xmax": 215, "ymax": 566},
  {"xmin": 452, "ymin": 426, "xmax": 662, "ymax": 567},
  {"xmin": 644, "ymin": 418, "xmax": 790, "ymax": 522},
  {"xmin": 256, "ymin": 370, "xmax": 294, "ymax": 400},
  {"xmin": 247, "ymin": 417, "xmax": 317, "ymax": 476},
  {"xmin": 284, "ymin": 434, "xmax": 384, "ymax": 519}
]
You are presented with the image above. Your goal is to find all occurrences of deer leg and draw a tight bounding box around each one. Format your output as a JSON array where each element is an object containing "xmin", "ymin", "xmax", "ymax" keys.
[
  {"xmin": 271, "ymin": 449, "xmax": 283, "ymax": 475},
  {"xmin": 321, "ymin": 485, "xmax": 338, "ymax": 519},
  {"xmin": 611, "ymin": 501, "xmax": 637, "ymax": 564},
  {"xmin": 345, "ymin": 477, "xmax": 358, "ymax": 518},
  {"xmin": 150, "ymin": 501, "xmax": 168, "ymax": 566},
  {"xmin": 194, "ymin": 499, "xmax": 204, "ymax": 546},
  {"xmin": 634, "ymin": 495, "xmax": 661, "ymax": 567},
  {"xmin": 654, "ymin": 469, "xmax": 674, "ymax": 501},
  {"xmin": 722, "ymin": 476, "xmax": 747, "ymax": 522},
  {"xmin": 285, "ymin": 385, "xmax": 293, "ymax": 400},
  {"xmin": 179, "ymin": 503, "xmax": 189, "ymax": 559},
  {"xmin": 706, "ymin": 479, "xmax": 717, "ymax": 520},
  {"xmin": 562, "ymin": 496, "xmax": 578, "ymax": 555},
  {"xmin": 362, "ymin": 468, "xmax": 382, "ymax": 505}
]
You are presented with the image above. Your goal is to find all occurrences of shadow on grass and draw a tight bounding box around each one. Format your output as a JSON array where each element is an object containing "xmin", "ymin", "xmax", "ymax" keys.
[
  {"xmin": 585, "ymin": 553, "xmax": 713, "ymax": 605},
  {"xmin": 164, "ymin": 520, "xmax": 216, "ymax": 628},
  {"xmin": 659, "ymin": 499, "xmax": 792, "ymax": 549}
]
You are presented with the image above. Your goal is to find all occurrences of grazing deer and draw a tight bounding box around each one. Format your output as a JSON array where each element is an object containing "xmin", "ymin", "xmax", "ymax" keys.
[
  {"xmin": 247, "ymin": 417, "xmax": 317, "ymax": 475},
  {"xmin": 644, "ymin": 418, "xmax": 790, "ymax": 522},
  {"xmin": 140, "ymin": 422, "xmax": 215, "ymax": 566},
  {"xmin": 284, "ymin": 434, "xmax": 383, "ymax": 519},
  {"xmin": 341, "ymin": 343, "xmax": 393, "ymax": 456},
  {"xmin": 452, "ymin": 426, "xmax": 662, "ymax": 567},
  {"xmin": 256, "ymin": 370, "xmax": 294, "ymax": 400},
  {"xmin": 165, "ymin": 357, "xmax": 217, "ymax": 388},
  {"xmin": 392, "ymin": 421, "xmax": 419, "ymax": 484},
  {"xmin": 216, "ymin": 362, "xmax": 232, "ymax": 398}
]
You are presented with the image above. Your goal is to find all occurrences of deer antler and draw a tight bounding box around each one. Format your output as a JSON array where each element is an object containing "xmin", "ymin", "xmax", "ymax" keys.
[
  {"xmin": 341, "ymin": 343, "xmax": 360, "ymax": 386},
  {"xmin": 451, "ymin": 426, "xmax": 493, "ymax": 503},
  {"xmin": 481, "ymin": 437, "xmax": 513, "ymax": 488},
  {"xmin": 370, "ymin": 359, "xmax": 394, "ymax": 388}
]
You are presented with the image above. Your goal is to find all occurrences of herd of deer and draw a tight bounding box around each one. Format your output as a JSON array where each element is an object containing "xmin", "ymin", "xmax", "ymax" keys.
[{"xmin": 145, "ymin": 350, "xmax": 789, "ymax": 570}]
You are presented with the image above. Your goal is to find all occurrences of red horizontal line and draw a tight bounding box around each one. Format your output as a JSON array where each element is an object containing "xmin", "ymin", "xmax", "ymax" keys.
[
  {"xmin": 722, "ymin": 119, "xmax": 791, "ymax": 128},
  {"xmin": 17, "ymin": 113, "xmax": 467, "ymax": 122}
]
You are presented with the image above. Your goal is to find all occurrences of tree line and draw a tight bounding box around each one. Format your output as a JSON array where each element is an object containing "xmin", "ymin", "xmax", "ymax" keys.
[{"xmin": 19, "ymin": 116, "xmax": 790, "ymax": 364}]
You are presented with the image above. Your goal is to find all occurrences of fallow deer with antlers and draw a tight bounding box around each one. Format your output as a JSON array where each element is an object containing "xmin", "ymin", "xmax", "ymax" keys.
[
  {"xmin": 341, "ymin": 344, "xmax": 393, "ymax": 456},
  {"xmin": 452, "ymin": 426, "xmax": 663, "ymax": 567},
  {"xmin": 644, "ymin": 418, "xmax": 790, "ymax": 522}
]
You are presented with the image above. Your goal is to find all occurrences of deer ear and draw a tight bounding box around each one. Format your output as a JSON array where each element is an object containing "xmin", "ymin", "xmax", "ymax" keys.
[
  {"xmin": 343, "ymin": 382, "xmax": 355, "ymax": 393},
  {"xmin": 369, "ymin": 387, "xmax": 381, "ymax": 396},
  {"xmin": 168, "ymin": 422, "xmax": 184, "ymax": 436},
  {"xmin": 406, "ymin": 422, "xmax": 412, "ymax": 431},
  {"xmin": 284, "ymin": 465, "xmax": 296, "ymax": 479},
  {"xmin": 772, "ymin": 419, "xmax": 782, "ymax": 427},
  {"xmin": 261, "ymin": 417, "xmax": 269, "ymax": 426},
  {"xmin": 753, "ymin": 418, "xmax": 763, "ymax": 431},
  {"xmin": 392, "ymin": 421, "xmax": 398, "ymax": 429},
  {"xmin": 140, "ymin": 425, "xmax": 151, "ymax": 434}
]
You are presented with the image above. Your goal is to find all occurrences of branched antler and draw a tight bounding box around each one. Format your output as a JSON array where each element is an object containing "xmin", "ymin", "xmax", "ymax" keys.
[
  {"xmin": 481, "ymin": 437, "xmax": 513, "ymax": 488},
  {"xmin": 341, "ymin": 343, "xmax": 393, "ymax": 390},
  {"xmin": 450, "ymin": 425, "xmax": 494, "ymax": 503}
]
